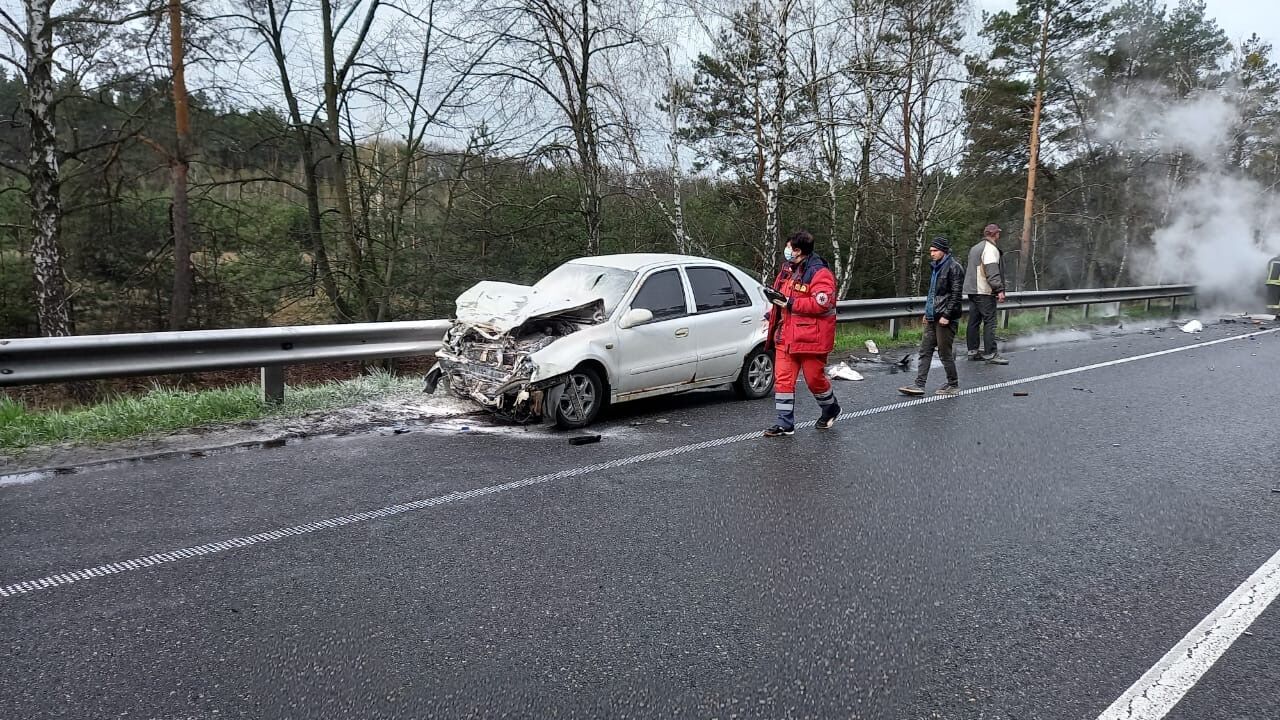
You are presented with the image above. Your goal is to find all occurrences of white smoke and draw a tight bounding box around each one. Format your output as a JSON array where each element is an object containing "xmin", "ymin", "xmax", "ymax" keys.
[{"xmin": 1097, "ymin": 89, "xmax": 1280, "ymax": 303}]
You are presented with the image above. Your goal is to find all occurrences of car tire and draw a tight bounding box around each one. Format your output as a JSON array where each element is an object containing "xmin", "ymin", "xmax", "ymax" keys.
[
  {"xmin": 553, "ymin": 366, "xmax": 605, "ymax": 429},
  {"xmin": 734, "ymin": 346, "xmax": 775, "ymax": 400}
]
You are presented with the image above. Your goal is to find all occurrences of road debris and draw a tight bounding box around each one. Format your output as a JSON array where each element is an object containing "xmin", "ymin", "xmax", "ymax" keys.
[
  {"xmin": 1072, "ymin": 387, "xmax": 1093, "ymax": 393},
  {"xmin": 1180, "ymin": 320, "xmax": 1203, "ymax": 333},
  {"xmin": 865, "ymin": 340, "xmax": 879, "ymax": 354},
  {"xmin": 568, "ymin": 434, "xmax": 602, "ymax": 445},
  {"xmin": 826, "ymin": 362, "xmax": 865, "ymax": 381},
  {"xmin": 1013, "ymin": 391, "xmax": 1029, "ymax": 397},
  {"xmin": 1250, "ymin": 314, "xmax": 1276, "ymax": 321}
]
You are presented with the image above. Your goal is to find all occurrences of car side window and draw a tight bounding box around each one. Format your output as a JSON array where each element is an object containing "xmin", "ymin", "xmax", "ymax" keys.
[
  {"xmin": 688, "ymin": 267, "xmax": 749, "ymax": 313},
  {"xmin": 630, "ymin": 269, "xmax": 688, "ymax": 322}
]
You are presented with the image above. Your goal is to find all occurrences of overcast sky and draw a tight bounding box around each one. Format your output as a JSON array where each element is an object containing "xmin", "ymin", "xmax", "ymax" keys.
[{"xmin": 974, "ymin": 0, "xmax": 1280, "ymax": 51}]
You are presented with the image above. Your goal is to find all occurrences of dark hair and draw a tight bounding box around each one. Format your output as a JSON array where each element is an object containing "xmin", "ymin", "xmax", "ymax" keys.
[{"xmin": 787, "ymin": 230, "xmax": 814, "ymax": 255}]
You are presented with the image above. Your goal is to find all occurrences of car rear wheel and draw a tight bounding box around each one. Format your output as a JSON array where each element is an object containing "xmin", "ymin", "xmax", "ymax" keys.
[
  {"xmin": 734, "ymin": 346, "xmax": 774, "ymax": 399},
  {"xmin": 553, "ymin": 367, "xmax": 604, "ymax": 429}
]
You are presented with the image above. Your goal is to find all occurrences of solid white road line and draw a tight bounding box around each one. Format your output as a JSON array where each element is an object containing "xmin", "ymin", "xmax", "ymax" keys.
[
  {"xmin": 1, "ymin": 326, "xmax": 1276, "ymax": 603},
  {"xmin": 1097, "ymin": 546, "xmax": 1280, "ymax": 720}
]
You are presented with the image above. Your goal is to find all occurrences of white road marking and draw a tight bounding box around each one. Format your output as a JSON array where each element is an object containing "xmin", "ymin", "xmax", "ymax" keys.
[
  {"xmin": 1096, "ymin": 547, "xmax": 1280, "ymax": 720},
  {"xmin": 1, "ymin": 327, "xmax": 1276, "ymax": 603}
]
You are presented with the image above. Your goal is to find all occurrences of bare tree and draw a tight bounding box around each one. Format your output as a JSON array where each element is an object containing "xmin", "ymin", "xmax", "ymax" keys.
[
  {"xmin": 357, "ymin": 1, "xmax": 500, "ymax": 320},
  {"xmin": 880, "ymin": 0, "xmax": 964, "ymax": 293},
  {"xmin": 484, "ymin": 0, "xmax": 646, "ymax": 256},
  {"xmin": 682, "ymin": 0, "xmax": 809, "ymax": 277},
  {"xmin": 609, "ymin": 39, "xmax": 695, "ymax": 253}
]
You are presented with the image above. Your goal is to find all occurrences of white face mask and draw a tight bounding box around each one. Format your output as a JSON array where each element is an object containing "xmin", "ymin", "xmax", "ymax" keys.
[{"xmin": 783, "ymin": 246, "xmax": 796, "ymax": 262}]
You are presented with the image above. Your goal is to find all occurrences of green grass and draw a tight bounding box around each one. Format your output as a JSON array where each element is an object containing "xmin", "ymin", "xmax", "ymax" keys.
[{"xmin": 0, "ymin": 371, "xmax": 418, "ymax": 453}]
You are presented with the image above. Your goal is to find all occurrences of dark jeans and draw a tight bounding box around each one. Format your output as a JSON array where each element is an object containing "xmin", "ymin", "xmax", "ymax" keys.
[
  {"xmin": 915, "ymin": 319, "xmax": 958, "ymax": 388},
  {"xmin": 967, "ymin": 294, "xmax": 998, "ymax": 355}
]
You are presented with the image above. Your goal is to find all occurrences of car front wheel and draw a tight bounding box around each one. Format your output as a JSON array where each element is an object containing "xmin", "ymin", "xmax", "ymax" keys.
[
  {"xmin": 734, "ymin": 346, "xmax": 775, "ymax": 399},
  {"xmin": 553, "ymin": 366, "xmax": 604, "ymax": 429}
]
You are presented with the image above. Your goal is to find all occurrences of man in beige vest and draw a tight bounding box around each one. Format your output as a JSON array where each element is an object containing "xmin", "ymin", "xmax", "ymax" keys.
[{"xmin": 963, "ymin": 224, "xmax": 1009, "ymax": 364}]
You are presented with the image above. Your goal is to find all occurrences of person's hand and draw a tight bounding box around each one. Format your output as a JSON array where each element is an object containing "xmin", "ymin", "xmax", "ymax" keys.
[
  {"xmin": 939, "ymin": 316, "xmax": 950, "ymax": 326},
  {"xmin": 997, "ymin": 291, "xmax": 1007, "ymax": 303}
]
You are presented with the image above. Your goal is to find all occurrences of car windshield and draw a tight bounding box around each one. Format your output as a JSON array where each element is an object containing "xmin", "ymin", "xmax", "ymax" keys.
[{"xmin": 534, "ymin": 263, "xmax": 637, "ymax": 316}]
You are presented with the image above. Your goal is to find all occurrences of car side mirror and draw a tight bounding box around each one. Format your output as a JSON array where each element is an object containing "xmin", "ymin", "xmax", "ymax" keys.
[{"xmin": 619, "ymin": 308, "xmax": 653, "ymax": 329}]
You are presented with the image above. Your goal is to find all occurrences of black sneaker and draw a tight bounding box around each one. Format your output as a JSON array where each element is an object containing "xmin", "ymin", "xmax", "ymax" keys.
[
  {"xmin": 966, "ymin": 351, "xmax": 984, "ymax": 361},
  {"xmin": 898, "ymin": 385, "xmax": 925, "ymax": 396},
  {"xmin": 817, "ymin": 403, "xmax": 841, "ymax": 430},
  {"xmin": 763, "ymin": 425, "xmax": 795, "ymax": 437}
]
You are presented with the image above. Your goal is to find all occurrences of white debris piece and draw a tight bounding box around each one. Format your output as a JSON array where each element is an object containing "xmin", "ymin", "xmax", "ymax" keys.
[
  {"xmin": 1180, "ymin": 320, "xmax": 1203, "ymax": 333},
  {"xmin": 826, "ymin": 362, "xmax": 865, "ymax": 381},
  {"xmin": 865, "ymin": 340, "xmax": 879, "ymax": 354},
  {"xmin": 1248, "ymin": 314, "xmax": 1276, "ymax": 321}
]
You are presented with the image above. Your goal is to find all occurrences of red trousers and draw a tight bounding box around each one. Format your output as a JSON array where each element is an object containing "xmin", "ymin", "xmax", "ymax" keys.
[{"xmin": 775, "ymin": 350, "xmax": 832, "ymax": 395}]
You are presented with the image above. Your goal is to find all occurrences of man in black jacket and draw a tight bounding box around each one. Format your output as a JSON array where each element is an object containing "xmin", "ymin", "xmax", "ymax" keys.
[{"xmin": 899, "ymin": 237, "xmax": 965, "ymax": 397}]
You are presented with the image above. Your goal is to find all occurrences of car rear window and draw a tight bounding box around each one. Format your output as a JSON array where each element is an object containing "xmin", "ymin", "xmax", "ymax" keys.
[{"xmin": 688, "ymin": 267, "xmax": 750, "ymax": 312}]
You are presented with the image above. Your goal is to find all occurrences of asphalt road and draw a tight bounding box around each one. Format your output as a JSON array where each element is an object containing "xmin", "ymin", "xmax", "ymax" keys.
[{"xmin": 2, "ymin": 320, "xmax": 1278, "ymax": 719}]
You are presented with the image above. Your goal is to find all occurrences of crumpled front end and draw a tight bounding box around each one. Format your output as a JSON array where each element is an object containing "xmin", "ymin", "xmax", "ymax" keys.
[{"xmin": 428, "ymin": 301, "xmax": 603, "ymax": 423}]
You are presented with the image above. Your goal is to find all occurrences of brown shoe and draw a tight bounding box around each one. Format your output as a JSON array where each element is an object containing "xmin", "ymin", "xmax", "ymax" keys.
[
  {"xmin": 898, "ymin": 385, "xmax": 925, "ymax": 396},
  {"xmin": 934, "ymin": 385, "xmax": 960, "ymax": 396}
]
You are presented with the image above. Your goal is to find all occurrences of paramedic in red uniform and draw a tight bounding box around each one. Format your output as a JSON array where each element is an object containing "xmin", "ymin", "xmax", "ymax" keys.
[{"xmin": 763, "ymin": 230, "xmax": 841, "ymax": 437}]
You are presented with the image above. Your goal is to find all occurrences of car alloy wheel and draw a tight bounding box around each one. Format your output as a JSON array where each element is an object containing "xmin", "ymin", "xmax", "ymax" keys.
[
  {"xmin": 748, "ymin": 353, "xmax": 774, "ymax": 394},
  {"xmin": 555, "ymin": 367, "xmax": 603, "ymax": 428},
  {"xmin": 735, "ymin": 347, "xmax": 775, "ymax": 400}
]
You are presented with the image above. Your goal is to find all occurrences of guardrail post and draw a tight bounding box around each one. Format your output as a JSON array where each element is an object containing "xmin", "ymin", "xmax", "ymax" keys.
[
  {"xmin": 1044, "ymin": 306, "xmax": 1053, "ymax": 323},
  {"xmin": 261, "ymin": 365, "xmax": 285, "ymax": 404},
  {"xmin": 1082, "ymin": 303, "xmax": 1091, "ymax": 319},
  {"xmin": 1144, "ymin": 299, "xmax": 1152, "ymax": 313},
  {"xmin": 889, "ymin": 318, "xmax": 900, "ymax": 339},
  {"xmin": 1171, "ymin": 296, "xmax": 1179, "ymax": 313},
  {"xmin": 1000, "ymin": 310, "xmax": 1010, "ymax": 329}
]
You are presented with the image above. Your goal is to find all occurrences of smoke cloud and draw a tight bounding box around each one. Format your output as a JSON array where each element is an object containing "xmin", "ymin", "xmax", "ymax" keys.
[{"xmin": 1098, "ymin": 90, "xmax": 1279, "ymax": 305}]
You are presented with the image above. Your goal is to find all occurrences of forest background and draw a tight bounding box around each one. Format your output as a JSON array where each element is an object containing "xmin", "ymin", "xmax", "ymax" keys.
[{"xmin": 3, "ymin": 0, "xmax": 1278, "ymax": 339}]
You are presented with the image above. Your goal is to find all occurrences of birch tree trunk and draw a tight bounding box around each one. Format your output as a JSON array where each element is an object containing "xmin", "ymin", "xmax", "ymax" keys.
[{"xmin": 24, "ymin": 0, "xmax": 72, "ymax": 337}]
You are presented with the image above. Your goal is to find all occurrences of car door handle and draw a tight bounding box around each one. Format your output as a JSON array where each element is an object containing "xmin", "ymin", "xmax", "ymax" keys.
[
  {"xmin": 739, "ymin": 316, "xmax": 753, "ymax": 324},
  {"xmin": 674, "ymin": 328, "xmax": 689, "ymax": 338}
]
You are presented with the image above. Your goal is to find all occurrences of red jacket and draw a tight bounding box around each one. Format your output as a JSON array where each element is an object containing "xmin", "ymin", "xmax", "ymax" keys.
[{"xmin": 768, "ymin": 254, "xmax": 838, "ymax": 355}]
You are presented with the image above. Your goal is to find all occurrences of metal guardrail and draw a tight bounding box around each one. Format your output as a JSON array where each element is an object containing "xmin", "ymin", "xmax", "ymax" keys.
[
  {"xmin": 0, "ymin": 285, "xmax": 1194, "ymax": 400},
  {"xmin": 0, "ymin": 320, "xmax": 452, "ymax": 401},
  {"xmin": 835, "ymin": 284, "xmax": 1195, "ymax": 323}
]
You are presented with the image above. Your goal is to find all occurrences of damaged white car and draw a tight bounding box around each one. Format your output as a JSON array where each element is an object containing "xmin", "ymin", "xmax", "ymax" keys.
[{"xmin": 424, "ymin": 254, "xmax": 776, "ymax": 428}]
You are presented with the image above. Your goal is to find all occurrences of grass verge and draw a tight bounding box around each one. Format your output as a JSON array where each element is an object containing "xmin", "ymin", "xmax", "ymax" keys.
[{"xmin": 0, "ymin": 371, "xmax": 419, "ymax": 453}]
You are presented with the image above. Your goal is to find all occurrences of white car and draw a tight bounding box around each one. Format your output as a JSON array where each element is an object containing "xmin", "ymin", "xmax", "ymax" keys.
[{"xmin": 425, "ymin": 253, "xmax": 777, "ymax": 428}]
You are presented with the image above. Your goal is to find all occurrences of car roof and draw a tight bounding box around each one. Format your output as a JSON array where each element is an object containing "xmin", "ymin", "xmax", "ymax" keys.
[{"xmin": 567, "ymin": 253, "xmax": 733, "ymax": 273}]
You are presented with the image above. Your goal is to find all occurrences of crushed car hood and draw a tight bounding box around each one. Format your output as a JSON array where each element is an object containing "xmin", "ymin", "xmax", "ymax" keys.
[{"xmin": 454, "ymin": 281, "xmax": 605, "ymax": 334}]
